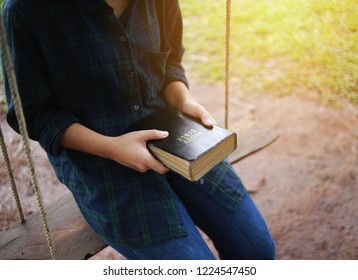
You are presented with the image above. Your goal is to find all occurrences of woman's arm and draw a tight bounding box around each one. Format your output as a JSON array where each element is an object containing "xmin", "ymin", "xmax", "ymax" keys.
[
  {"xmin": 59, "ymin": 123, "xmax": 169, "ymax": 174},
  {"xmin": 160, "ymin": 2, "xmax": 215, "ymax": 127},
  {"xmin": 59, "ymin": 81, "xmax": 213, "ymax": 174},
  {"xmin": 162, "ymin": 81, "xmax": 215, "ymax": 127}
]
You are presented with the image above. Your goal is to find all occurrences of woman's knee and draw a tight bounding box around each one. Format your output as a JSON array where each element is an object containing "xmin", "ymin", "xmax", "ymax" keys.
[
  {"xmin": 253, "ymin": 236, "xmax": 276, "ymax": 260},
  {"xmin": 217, "ymin": 235, "xmax": 276, "ymax": 260}
]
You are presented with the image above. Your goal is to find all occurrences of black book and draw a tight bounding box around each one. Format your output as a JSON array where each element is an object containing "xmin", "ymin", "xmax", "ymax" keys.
[{"xmin": 129, "ymin": 107, "xmax": 237, "ymax": 181}]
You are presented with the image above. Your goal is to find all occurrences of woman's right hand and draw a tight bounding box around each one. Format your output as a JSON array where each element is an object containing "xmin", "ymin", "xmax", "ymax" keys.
[
  {"xmin": 109, "ymin": 130, "xmax": 169, "ymax": 174},
  {"xmin": 59, "ymin": 123, "xmax": 169, "ymax": 174}
]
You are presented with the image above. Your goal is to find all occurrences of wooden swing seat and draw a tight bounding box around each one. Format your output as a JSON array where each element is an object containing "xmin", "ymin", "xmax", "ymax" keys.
[
  {"xmin": 0, "ymin": 192, "xmax": 103, "ymax": 260},
  {"xmin": 0, "ymin": 125, "xmax": 278, "ymax": 260}
]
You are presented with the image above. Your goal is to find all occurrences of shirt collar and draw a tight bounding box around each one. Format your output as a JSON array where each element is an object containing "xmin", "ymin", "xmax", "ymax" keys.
[
  {"xmin": 78, "ymin": 0, "xmax": 138, "ymax": 17},
  {"xmin": 78, "ymin": 0, "xmax": 106, "ymax": 15}
]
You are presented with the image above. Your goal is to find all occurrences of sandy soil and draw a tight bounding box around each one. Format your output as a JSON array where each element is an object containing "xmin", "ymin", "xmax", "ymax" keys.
[{"xmin": 1, "ymin": 82, "xmax": 357, "ymax": 260}]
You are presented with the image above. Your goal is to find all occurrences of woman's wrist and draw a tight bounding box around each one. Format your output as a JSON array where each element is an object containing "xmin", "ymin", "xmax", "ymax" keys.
[
  {"xmin": 162, "ymin": 81, "xmax": 215, "ymax": 127},
  {"xmin": 59, "ymin": 123, "xmax": 118, "ymax": 160},
  {"xmin": 162, "ymin": 81, "xmax": 193, "ymax": 111}
]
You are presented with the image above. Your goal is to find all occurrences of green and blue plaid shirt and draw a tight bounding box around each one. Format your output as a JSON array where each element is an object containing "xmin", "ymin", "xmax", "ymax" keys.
[{"xmin": 2, "ymin": 0, "xmax": 244, "ymax": 247}]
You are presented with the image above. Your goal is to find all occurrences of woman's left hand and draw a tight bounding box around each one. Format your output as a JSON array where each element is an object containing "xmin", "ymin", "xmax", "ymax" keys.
[
  {"xmin": 162, "ymin": 81, "xmax": 216, "ymax": 127},
  {"xmin": 180, "ymin": 99, "xmax": 216, "ymax": 127}
]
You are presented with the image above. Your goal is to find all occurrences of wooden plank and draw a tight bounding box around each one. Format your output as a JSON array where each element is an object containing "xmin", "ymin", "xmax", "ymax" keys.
[
  {"xmin": 0, "ymin": 192, "xmax": 106, "ymax": 260},
  {"xmin": 228, "ymin": 125, "xmax": 279, "ymax": 164}
]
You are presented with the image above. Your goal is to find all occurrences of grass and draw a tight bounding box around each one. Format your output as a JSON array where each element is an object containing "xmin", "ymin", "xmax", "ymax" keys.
[
  {"xmin": 0, "ymin": 0, "xmax": 357, "ymax": 105},
  {"xmin": 0, "ymin": 96, "xmax": 5, "ymax": 113},
  {"xmin": 180, "ymin": 0, "xmax": 358, "ymax": 105}
]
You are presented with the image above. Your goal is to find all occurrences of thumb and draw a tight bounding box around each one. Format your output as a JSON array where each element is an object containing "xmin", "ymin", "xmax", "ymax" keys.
[
  {"xmin": 141, "ymin": 129, "xmax": 169, "ymax": 141},
  {"xmin": 200, "ymin": 112, "xmax": 215, "ymax": 127}
]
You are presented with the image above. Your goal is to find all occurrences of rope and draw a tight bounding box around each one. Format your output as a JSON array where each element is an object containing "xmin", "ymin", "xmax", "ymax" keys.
[
  {"xmin": 225, "ymin": 0, "xmax": 231, "ymax": 129},
  {"xmin": 0, "ymin": 17, "xmax": 58, "ymax": 260},
  {"xmin": 0, "ymin": 124, "xmax": 25, "ymax": 224}
]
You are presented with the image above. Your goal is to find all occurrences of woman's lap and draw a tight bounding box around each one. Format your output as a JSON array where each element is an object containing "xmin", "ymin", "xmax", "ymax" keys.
[{"xmin": 107, "ymin": 172, "xmax": 275, "ymax": 260}]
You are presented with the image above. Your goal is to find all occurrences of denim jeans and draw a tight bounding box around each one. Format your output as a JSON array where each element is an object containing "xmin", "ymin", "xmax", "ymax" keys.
[{"xmin": 106, "ymin": 172, "xmax": 275, "ymax": 260}]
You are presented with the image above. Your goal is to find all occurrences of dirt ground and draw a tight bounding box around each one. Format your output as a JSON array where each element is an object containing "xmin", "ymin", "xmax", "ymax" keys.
[{"xmin": 1, "ymin": 82, "xmax": 357, "ymax": 260}]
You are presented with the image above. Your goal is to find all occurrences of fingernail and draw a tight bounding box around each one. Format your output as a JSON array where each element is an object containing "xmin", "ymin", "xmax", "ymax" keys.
[
  {"xmin": 205, "ymin": 118, "xmax": 214, "ymax": 126},
  {"xmin": 161, "ymin": 131, "xmax": 169, "ymax": 137}
]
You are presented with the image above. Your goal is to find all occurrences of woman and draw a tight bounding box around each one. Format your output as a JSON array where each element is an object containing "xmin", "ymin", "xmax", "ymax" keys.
[{"xmin": 1, "ymin": 0, "xmax": 275, "ymax": 259}]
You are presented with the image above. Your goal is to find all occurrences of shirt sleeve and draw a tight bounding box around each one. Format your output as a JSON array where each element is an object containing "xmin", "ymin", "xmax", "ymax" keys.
[
  {"xmin": 1, "ymin": 2, "xmax": 80, "ymax": 156},
  {"xmin": 160, "ymin": 0, "xmax": 189, "ymax": 89}
]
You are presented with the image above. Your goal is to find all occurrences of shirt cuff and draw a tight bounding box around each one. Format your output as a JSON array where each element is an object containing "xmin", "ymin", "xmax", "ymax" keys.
[
  {"xmin": 164, "ymin": 64, "xmax": 189, "ymax": 90},
  {"xmin": 38, "ymin": 111, "xmax": 80, "ymax": 156}
]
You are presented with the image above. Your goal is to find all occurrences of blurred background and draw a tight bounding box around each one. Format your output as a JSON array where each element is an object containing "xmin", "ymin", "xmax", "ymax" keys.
[
  {"xmin": 0, "ymin": 0, "xmax": 357, "ymax": 260},
  {"xmin": 181, "ymin": 0, "xmax": 357, "ymax": 106}
]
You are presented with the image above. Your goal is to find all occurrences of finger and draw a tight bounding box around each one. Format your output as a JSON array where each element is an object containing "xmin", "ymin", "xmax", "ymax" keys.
[
  {"xmin": 151, "ymin": 161, "xmax": 169, "ymax": 175},
  {"xmin": 183, "ymin": 103, "xmax": 216, "ymax": 127},
  {"xmin": 200, "ymin": 111, "xmax": 216, "ymax": 127},
  {"xmin": 140, "ymin": 129, "xmax": 169, "ymax": 141},
  {"xmin": 195, "ymin": 106, "xmax": 216, "ymax": 127},
  {"xmin": 134, "ymin": 154, "xmax": 168, "ymax": 174},
  {"xmin": 144, "ymin": 154, "xmax": 169, "ymax": 174}
]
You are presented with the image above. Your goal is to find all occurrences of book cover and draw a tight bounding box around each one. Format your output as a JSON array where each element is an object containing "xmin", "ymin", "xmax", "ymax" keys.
[{"xmin": 129, "ymin": 107, "xmax": 237, "ymax": 181}]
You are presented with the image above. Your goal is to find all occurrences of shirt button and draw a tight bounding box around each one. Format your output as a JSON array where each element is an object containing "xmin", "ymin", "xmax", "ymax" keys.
[
  {"xmin": 199, "ymin": 178, "xmax": 205, "ymax": 185},
  {"xmin": 119, "ymin": 36, "xmax": 126, "ymax": 42},
  {"xmin": 133, "ymin": 105, "xmax": 140, "ymax": 111}
]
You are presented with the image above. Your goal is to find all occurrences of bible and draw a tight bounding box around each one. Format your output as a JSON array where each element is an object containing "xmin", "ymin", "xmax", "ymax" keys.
[{"xmin": 129, "ymin": 107, "xmax": 237, "ymax": 181}]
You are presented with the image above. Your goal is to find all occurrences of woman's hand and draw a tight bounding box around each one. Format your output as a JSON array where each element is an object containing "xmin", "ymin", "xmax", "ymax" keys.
[
  {"xmin": 162, "ymin": 81, "xmax": 216, "ymax": 127},
  {"xmin": 109, "ymin": 130, "xmax": 169, "ymax": 174},
  {"xmin": 59, "ymin": 123, "xmax": 169, "ymax": 174},
  {"xmin": 180, "ymin": 98, "xmax": 216, "ymax": 127}
]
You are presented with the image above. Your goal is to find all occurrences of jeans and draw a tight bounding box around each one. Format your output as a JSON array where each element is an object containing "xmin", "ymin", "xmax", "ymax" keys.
[{"xmin": 107, "ymin": 173, "xmax": 275, "ymax": 260}]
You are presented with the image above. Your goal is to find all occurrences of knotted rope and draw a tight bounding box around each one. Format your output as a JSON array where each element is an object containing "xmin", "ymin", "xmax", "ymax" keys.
[{"xmin": 0, "ymin": 16, "xmax": 58, "ymax": 260}]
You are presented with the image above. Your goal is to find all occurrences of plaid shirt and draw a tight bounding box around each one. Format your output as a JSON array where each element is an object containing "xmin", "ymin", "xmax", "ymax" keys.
[{"xmin": 2, "ymin": 0, "xmax": 244, "ymax": 247}]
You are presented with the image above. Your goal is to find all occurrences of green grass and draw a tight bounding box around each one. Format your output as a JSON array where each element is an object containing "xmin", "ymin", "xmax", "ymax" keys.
[
  {"xmin": 180, "ymin": 0, "xmax": 358, "ymax": 105},
  {"xmin": 0, "ymin": 0, "xmax": 357, "ymax": 105},
  {"xmin": 0, "ymin": 96, "xmax": 5, "ymax": 113}
]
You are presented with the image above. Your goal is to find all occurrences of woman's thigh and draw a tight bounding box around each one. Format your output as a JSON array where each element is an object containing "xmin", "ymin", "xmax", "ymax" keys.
[
  {"xmin": 106, "ymin": 170, "xmax": 275, "ymax": 260},
  {"xmin": 168, "ymin": 172, "xmax": 276, "ymax": 260},
  {"xmin": 105, "ymin": 192, "xmax": 217, "ymax": 260}
]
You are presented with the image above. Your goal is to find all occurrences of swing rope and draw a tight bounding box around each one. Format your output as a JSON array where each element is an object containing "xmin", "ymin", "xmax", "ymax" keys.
[
  {"xmin": 0, "ymin": 17, "xmax": 58, "ymax": 260},
  {"xmin": 225, "ymin": 0, "xmax": 231, "ymax": 129},
  {"xmin": 0, "ymin": 125, "xmax": 25, "ymax": 224}
]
